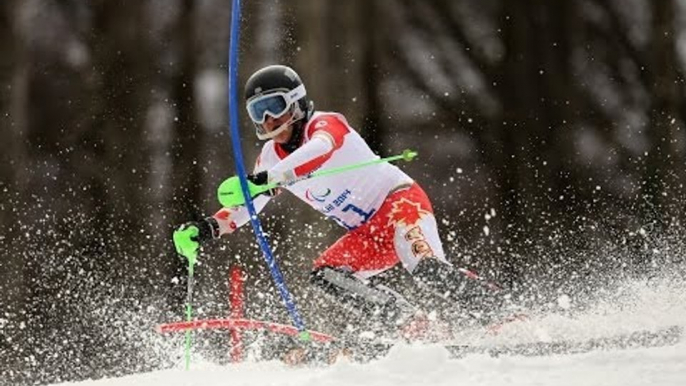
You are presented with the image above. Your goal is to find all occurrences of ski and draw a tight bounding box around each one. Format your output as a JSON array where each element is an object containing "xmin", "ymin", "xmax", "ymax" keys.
[
  {"xmin": 304, "ymin": 325, "xmax": 684, "ymax": 363},
  {"xmin": 444, "ymin": 325, "xmax": 683, "ymax": 358},
  {"xmin": 157, "ymin": 317, "xmax": 682, "ymax": 364}
]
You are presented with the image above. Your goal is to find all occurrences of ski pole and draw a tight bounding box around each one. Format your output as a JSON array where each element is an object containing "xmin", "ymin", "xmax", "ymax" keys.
[
  {"xmin": 183, "ymin": 253, "xmax": 197, "ymax": 370},
  {"xmin": 217, "ymin": 149, "xmax": 418, "ymax": 208}
]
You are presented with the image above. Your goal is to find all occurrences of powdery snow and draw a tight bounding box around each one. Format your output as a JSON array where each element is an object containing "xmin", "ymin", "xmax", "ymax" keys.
[
  {"xmin": 48, "ymin": 279, "xmax": 686, "ymax": 386},
  {"xmin": 50, "ymin": 342, "xmax": 686, "ymax": 386}
]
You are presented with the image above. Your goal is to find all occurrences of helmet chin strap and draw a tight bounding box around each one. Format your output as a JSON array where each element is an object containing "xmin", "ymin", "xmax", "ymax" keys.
[
  {"xmin": 254, "ymin": 103, "xmax": 305, "ymax": 141},
  {"xmin": 256, "ymin": 119, "xmax": 291, "ymax": 140}
]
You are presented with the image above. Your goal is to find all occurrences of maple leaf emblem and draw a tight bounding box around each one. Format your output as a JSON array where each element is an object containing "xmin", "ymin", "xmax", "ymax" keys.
[{"xmin": 388, "ymin": 198, "xmax": 430, "ymax": 228}]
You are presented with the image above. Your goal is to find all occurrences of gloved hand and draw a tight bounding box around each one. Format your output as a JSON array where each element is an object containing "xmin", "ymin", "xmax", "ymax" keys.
[
  {"xmin": 247, "ymin": 171, "xmax": 278, "ymax": 196},
  {"xmin": 247, "ymin": 170, "xmax": 269, "ymax": 185},
  {"xmin": 172, "ymin": 217, "xmax": 220, "ymax": 261},
  {"xmin": 217, "ymin": 173, "xmax": 279, "ymax": 208}
]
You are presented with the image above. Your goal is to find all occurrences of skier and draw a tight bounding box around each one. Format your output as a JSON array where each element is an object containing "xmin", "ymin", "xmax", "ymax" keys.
[{"xmin": 172, "ymin": 65, "xmax": 500, "ymax": 340}]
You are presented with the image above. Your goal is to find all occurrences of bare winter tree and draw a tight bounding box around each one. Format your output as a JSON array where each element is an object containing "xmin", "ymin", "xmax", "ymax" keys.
[{"xmin": 376, "ymin": 0, "xmax": 686, "ymax": 281}]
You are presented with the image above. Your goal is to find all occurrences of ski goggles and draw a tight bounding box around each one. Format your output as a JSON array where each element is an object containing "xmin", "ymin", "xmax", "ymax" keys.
[{"xmin": 246, "ymin": 84, "xmax": 307, "ymax": 124}]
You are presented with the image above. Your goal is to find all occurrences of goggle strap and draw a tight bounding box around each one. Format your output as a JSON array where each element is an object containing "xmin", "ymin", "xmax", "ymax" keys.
[{"xmin": 286, "ymin": 84, "xmax": 307, "ymax": 104}]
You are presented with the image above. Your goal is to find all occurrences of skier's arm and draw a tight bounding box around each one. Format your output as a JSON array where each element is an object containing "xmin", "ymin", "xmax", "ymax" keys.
[
  {"xmin": 172, "ymin": 151, "xmax": 279, "ymax": 259},
  {"xmin": 267, "ymin": 115, "xmax": 349, "ymax": 183},
  {"xmin": 211, "ymin": 193, "xmax": 271, "ymax": 236},
  {"xmin": 173, "ymin": 188, "xmax": 273, "ymax": 260},
  {"xmin": 211, "ymin": 152, "xmax": 281, "ymax": 236}
]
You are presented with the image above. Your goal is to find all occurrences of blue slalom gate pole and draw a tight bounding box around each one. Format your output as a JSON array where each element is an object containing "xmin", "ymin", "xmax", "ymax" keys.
[{"xmin": 227, "ymin": 0, "xmax": 309, "ymax": 337}]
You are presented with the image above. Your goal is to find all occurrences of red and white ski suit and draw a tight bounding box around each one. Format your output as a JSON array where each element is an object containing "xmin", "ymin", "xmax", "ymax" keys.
[{"xmin": 213, "ymin": 112, "xmax": 448, "ymax": 279}]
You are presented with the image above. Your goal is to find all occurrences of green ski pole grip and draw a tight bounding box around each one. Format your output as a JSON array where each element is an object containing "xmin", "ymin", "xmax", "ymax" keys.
[{"xmin": 217, "ymin": 176, "xmax": 274, "ymax": 208}]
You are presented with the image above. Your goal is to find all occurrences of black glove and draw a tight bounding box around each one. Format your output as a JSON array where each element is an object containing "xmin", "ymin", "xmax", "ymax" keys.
[
  {"xmin": 192, "ymin": 217, "xmax": 221, "ymax": 241},
  {"xmin": 247, "ymin": 171, "xmax": 278, "ymax": 196},
  {"xmin": 247, "ymin": 171, "xmax": 269, "ymax": 185}
]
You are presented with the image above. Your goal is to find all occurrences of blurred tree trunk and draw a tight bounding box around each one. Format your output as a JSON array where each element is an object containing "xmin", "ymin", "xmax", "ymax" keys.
[
  {"xmin": 13, "ymin": 0, "xmax": 86, "ymax": 328},
  {"xmin": 0, "ymin": 0, "xmax": 28, "ymax": 339},
  {"xmin": 493, "ymin": 0, "xmax": 540, "ymax": 278},
  {"xmin": 291, "ymin": 1, "xmax": 328, "ymax": 103},
  {"xmin": 78, "ymin": 1, "xmax": 154, "ymax": 277},
  {"xmin": 644, "ymin": 0, "xmax": 680, "ymax": 221},
  {"xmin": 0, "ymin": 2, "xmax": 12, "ymax": 128},
  {"xmin": 169, "ymin": 0, "xmax": 203, "ymax": 223},
  {"xmin": 167, "ymin": 0, "xmax": 205, "ymax": 304},
  {"xmin": 360, "ymin": 0, "xmax": 384, "ymax": 154},
  {"xmin": 492, "ymin": 0, "xmax": 581, "ymax": 280}
]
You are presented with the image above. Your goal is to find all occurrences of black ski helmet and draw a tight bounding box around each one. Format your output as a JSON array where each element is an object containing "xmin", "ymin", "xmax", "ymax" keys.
[{"xmin": 244, "ymin": 65, "xmax": 313, "ymax": 140}]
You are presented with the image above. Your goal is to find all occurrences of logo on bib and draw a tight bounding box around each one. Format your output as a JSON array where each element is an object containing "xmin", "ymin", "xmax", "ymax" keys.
[{"xmin": 305, "ymin": 187, "xmax": 332, "ymax": 203}]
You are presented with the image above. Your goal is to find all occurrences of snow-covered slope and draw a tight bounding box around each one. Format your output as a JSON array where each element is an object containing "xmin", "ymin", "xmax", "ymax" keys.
[
  {"xmin": 49, "ymin": 342, "xmax": 686, "ymax": 386},
  {"xmin": 48, "ymin": 279, "xmax": 686, "ymax": 386}
]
